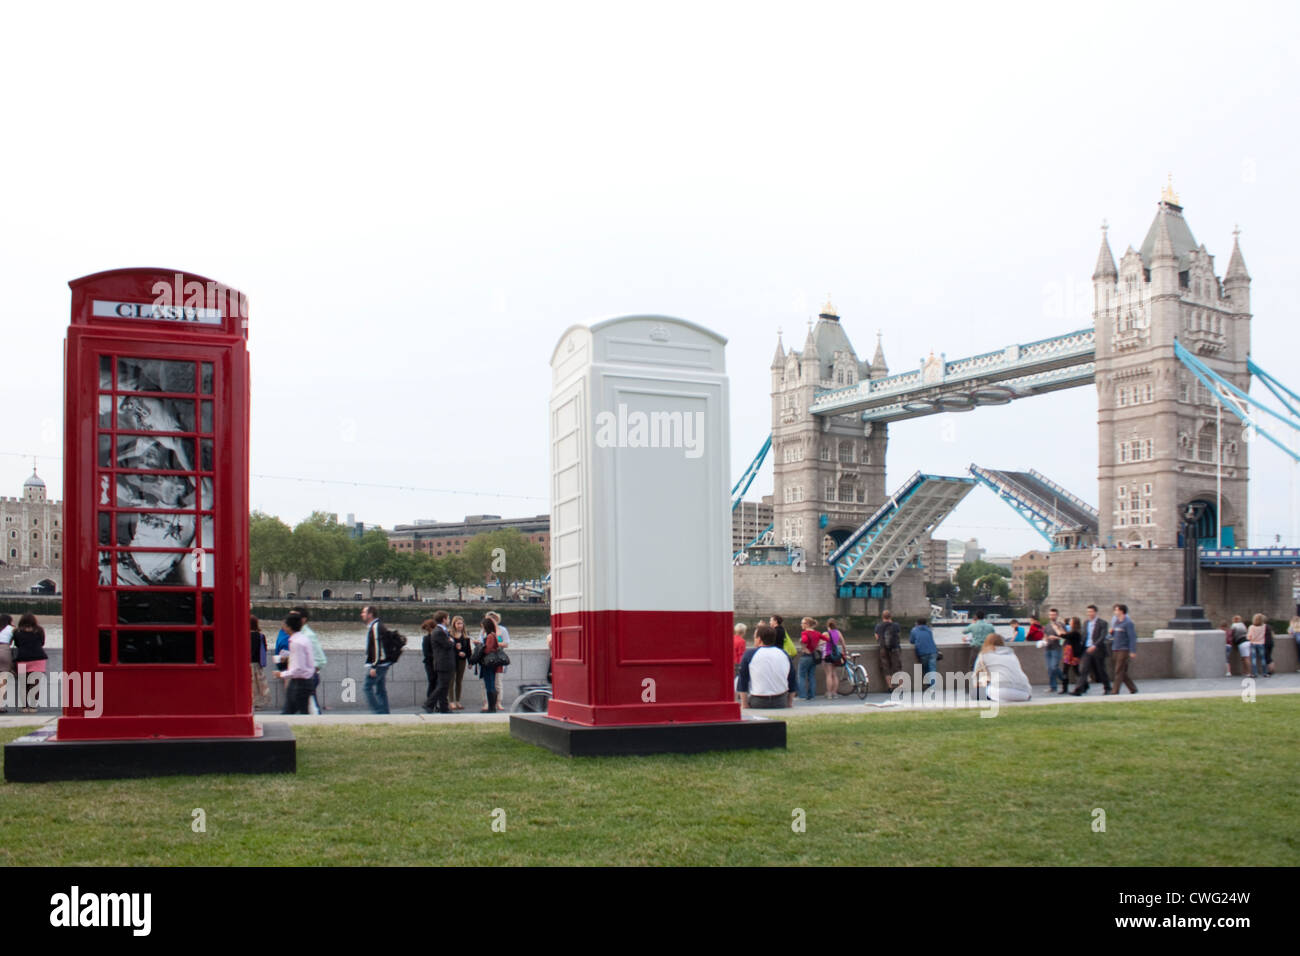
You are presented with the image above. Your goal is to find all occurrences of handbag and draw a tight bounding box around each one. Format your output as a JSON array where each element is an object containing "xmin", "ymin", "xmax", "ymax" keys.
[
  {"xmin": 483, "ymin": 649, "xmax": 510, "ymax": 669},
  {"xmin": 468, "ymin": 644, "xmax": 485, "ymax": 666}
]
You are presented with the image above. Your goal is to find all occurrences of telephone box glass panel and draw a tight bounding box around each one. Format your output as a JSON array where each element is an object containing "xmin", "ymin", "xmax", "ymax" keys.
[{"xmin": 94, "ymin": 354, "xmax": 216, "ymax": 665}]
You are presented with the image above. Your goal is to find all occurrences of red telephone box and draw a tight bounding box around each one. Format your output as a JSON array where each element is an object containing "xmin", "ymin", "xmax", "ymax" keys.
[{"xmin": 58, "ymin": 268, "xmax": 253, "ymax": 741}]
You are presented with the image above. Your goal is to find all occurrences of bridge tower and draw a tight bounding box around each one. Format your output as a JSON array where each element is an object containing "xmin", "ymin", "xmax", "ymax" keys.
[
  {"xmin": 770, "ymin": 299, "xmax": 890, "ymax": 565},
  {"xmin": 1092, "ymin": 184, "xmax": 1251, "ymax": 549}
]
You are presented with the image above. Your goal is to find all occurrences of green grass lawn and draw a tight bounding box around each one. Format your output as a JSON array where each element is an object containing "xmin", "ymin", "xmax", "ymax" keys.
[{"xmin": 2, "ymin": 696, "xmax": 1297, "ymax": 866}]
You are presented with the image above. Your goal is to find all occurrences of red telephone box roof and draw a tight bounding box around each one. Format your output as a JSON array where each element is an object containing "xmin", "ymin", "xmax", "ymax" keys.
[{"xmin": 69, "ymin": 268, "xmax": 248, "ymax": 338}]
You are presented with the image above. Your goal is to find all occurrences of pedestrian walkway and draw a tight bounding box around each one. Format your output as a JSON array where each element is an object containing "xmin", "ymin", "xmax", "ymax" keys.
[
  {"xmin": 2, "ymin": 673, "xmax": 1294, "ymax": 729},
  {"xmin": 760, "ymin": 671, "xmax": 1300, "ymax": 717}
]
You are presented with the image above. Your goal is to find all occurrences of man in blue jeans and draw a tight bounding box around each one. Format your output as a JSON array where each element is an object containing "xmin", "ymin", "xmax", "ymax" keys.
[
  {"xmin": 909, "ymin": 617, "xmax": 939, "ymax": 687},
  {"xmin": 361, "ymin": 605, "xmax": 391, "ymax": 714},
  {"xmin": 1044, "ymin": 608, "xmax": 1066, "ymax": 694}
]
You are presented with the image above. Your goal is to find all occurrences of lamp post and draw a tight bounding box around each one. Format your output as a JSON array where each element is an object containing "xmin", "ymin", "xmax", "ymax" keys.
[{"xmin": 1167, "ymin": 502, "xmax": 1212, "ymax": 629}]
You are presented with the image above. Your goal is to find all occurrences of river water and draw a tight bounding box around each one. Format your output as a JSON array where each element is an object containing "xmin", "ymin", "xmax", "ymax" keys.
[
  {"xmin": 25, "ymin": 618, "xmax": 553, "ymax": 650},
  {"xmin": 25, "ymin": 619, "xmax": 1034, "ymax": 650}
]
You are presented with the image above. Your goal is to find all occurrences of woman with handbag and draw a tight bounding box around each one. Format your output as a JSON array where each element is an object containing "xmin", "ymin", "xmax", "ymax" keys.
[
  {"xmin": 11, "ymin": 613, "xmax": 48, "ymax": 713},
  {"xmin": 448, "ymin": 616, "xmax": 470, "ymax": 710},
  {"xmin": 820, "ymin": 619, "xmax": 844, "ymax": 699},
  {"xmin": 473, "ymin": 617, "xmax": 506, "ymax": 712}
]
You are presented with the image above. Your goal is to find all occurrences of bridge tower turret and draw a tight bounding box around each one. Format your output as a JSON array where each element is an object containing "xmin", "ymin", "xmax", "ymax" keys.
[
  {"xmin": 1093, "ymin": 183, "xmax": 1251, "ymax": 549},
  {"xmin": 769, "ymin": 299, "xmax": 889, "ymax": 566}
]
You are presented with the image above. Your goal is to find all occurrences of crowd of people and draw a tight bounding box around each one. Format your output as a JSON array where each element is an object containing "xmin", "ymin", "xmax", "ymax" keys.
[
  {"xmin": 1222, "ymin": 613, "xmax": 1293, "ymax": 679},
  {"xmin": 250, "ymin": 605, "xmax": 515, "ymax": 716},
  {"xmin": 729, "ymin": 603, "xmax": 1297, "ymax": 709},
  {"xmin": 0, "ymin": 600, "xmax": 1290, "ymax": 716}
]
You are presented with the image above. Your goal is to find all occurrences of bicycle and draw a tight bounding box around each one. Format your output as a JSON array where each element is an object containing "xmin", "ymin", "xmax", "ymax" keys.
[
  {"xmin": 832, "ymin": 651, "xmax": 870, "ymax": 699},
  {"xmin": 510, "ymin": 682, "xmax": 553, "ymax": 714}
]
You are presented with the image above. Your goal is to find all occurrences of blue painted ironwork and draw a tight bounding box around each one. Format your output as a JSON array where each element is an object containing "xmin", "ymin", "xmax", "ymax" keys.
[
  {"xmin": 829, "ymin": 472, "xmax": 976, "ymax": 587},
  {"xmin": 967, "ymin": 465, "xmax": 1097, "ymax": 550},
  {"xmin": 1200, "ymin": 547, "xmax": 1300, "ymax": 568},
  {"xmin": 1174, "ymin": 340, "xmax": 1300, "ymax": 462},
  {"xmin": 731, "ymin": 434, "xmax": 771, "ymax": 511},
  {"xmin": 1249, "ymin": 359, "xmax": 1300, "ymax": 419}
]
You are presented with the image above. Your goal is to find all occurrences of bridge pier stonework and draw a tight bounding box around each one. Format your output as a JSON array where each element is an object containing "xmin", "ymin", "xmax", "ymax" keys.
[
  {"xmin": 1047, "ymin": 549, "xmax": 1295, "ymax": 636},
  {"xmin": 733, "ymin": 564, "xmax": 928, "ymax": 623}
]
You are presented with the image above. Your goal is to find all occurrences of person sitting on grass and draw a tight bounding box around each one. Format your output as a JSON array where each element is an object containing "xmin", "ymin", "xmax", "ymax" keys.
[
  {"xmin": 737, "ymin": 624, "xmax": 796, "ymax": 709},
  {"xmin": 973, "ymin": 633, "xmax": 1032, "ymax": 703}
]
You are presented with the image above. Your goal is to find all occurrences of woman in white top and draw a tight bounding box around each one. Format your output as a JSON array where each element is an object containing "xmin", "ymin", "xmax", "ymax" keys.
[
  {"xmin": 0, "ymin": 614, "xmax": 13, "ymax": 713},
  {"xmin": 974, "ymin": 633, "xmax": 1032, "ymax": 702}
]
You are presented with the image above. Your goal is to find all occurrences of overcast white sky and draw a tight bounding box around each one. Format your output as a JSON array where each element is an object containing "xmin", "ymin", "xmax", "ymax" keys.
[{"xmin": 2, "ymin": 0, "xmax": 1298, "ymax": 555}]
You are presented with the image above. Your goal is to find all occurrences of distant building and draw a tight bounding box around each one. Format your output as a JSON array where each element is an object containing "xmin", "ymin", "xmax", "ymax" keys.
[
  {"xmin": 962, "ymin": 537, "xmax": 985, "ymax": 565},
  {"xmin": 924, "ymin": 537, "xmax": 952, "ymax": 584},
  {"xmin": 733, "ymin": 495, "xmax": 775, "ymax": 552},
  {"xmin": 0, "ymin": 470, "xmax": 63, "ymax": 591},
  {"xmin": 946, "ymin": 540, "xmax": 967, "ymax": 577},
  {"xmin": 1011, "ymin": 549, "xmax": 1050, "ymax": 600},
  {"xmin": 388, "ymin": 513, "xmax": 550, "ymax": 569}
]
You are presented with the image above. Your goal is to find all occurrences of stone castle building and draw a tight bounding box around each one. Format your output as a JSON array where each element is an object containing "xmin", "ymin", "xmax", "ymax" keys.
[
  {"xmin": 0, "ymin": 469, "xmax": 63, "ymax": 591},
  {"xmin": 769, "ymin": 299, "xmax": 891, "ymax": 564},
  {"xmin": 1048, "ymin": 185, "xmax": 1286, "ymax": 628},
  {"xmin": 1092, "ymin": 183, "xmax": 1250, "ymax": 549},
  {"xmin": 734, "ymin": 300, "xmax": 929, "ymax": 618}
]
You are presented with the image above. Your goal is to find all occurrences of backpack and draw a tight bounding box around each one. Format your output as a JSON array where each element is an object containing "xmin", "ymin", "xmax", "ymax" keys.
[
  {"xmin": 781, "ymin": 631, "xmax": 797, "ymax": 657},
  {"xmin": 381, "ymin": 626, "xmax": 408, "ymax": 663},
  {"xmin": 823, "ymin": 631, "xmax": 843, "ymax": 664}
]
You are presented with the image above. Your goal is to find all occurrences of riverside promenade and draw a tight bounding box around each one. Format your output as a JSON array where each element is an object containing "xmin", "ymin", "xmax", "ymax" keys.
[{"xmin": 3, "ymin": 673, "xmax": 1296, "ymax": 729}]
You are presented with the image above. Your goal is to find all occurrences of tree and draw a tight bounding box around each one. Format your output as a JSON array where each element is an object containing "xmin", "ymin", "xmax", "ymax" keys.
[
  {"xmin": 345, "ymin": 527, "xmax": 391, "ymax": 599},
  {"xmin": 249, "ymin": 511, "xmax": 292, "ymax": 597},
  {"xmin": 1025, "ymin": 570, "xmax": 1050, "ymax": 616},
  {"xmin": 972, "ymin": 573, "xmax": 1012, "ymax": 601},
  {"xmin": 926, "ymin": 580, "xmax": 957, "ymax": 601},
  {"xmin": 462, "ymin": 529, "xmax": 546, "ymax": 599},
  {"xmin": 409, "ymin": 553, "xmax": 449, "ymax": 602},
  {"xmin": 286, "ymin": 511, "xmax": 350, "ymax": 599},
  {"xmin": 442, "ymin": 554, "xmax": 477, "ymax": 602},
  {"xmin": 384, "ymin": 550, "xmax": 416, "ymax": 598},
  {"xmin": 954, "ymin": 560, "xmax": 1011, "ymax": 599}
]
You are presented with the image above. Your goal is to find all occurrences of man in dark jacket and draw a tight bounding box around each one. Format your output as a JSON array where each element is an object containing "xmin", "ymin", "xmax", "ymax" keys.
[
  {"xmin": 422, "ymin": 610, "xmax": 457, "ymax": 713},
  {"xmin": 361, "ymin": 605, "xmax": 391, "ymax": 714},
  {"xmin": 1071, "ymin": 604, "xmax": 1111, "ymax": 695},
  {"xmin": 875, "ymin": 611, "xmax": 903, "ymax": 690}
]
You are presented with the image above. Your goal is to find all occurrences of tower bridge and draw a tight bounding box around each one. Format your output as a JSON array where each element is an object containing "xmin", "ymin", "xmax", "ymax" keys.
[{"xmin": 732, "ymin": 184, "xmax": 1300, "ymax": 625}]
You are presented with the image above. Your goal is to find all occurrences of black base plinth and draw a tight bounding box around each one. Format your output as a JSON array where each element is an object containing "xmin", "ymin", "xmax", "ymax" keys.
[
  {"xmin": 1167, "ymin": 605, "xmax": 1213, "ymax": 630},
  {"xmin": 509, "ymin": 714, "xmax": 785, "ymax": 757},
  {"xmin": 3, "ymin": 722, "xmax": 296, "ymax": 782}
]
